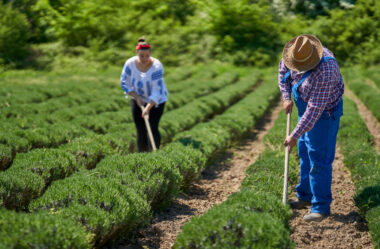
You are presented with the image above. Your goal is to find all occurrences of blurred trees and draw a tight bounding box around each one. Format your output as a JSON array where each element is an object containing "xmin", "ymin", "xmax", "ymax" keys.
[
  {"xmin": 309, "ymin": 0, "xmax": 380, "ymax": 65},
  {"xmin": 0, "ymin": 2, "xmax": 30, "ymax": 66},
  {"xmin": 0, "ymin": 0, "xmax": 378, "ymax": 69},
  {"xmin": 271, "ymin": 0, "xmax": 354, "ymax": 18}
]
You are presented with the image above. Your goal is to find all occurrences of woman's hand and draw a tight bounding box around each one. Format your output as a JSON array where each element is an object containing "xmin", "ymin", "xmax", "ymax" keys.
[
  {"xmin": 142, "ymin": 106, "xmax": 150, "ymax": 118},
  {"xmin": 284, "ymin": 135, "xmax": 297, "ymax": 153},
  {"xmin": 283, "ymin": 99, "xmax": 293, "ymax": 114},
  {"xmin": 141, "ymin": 102, "xmax": 155, "ymax": 119}
]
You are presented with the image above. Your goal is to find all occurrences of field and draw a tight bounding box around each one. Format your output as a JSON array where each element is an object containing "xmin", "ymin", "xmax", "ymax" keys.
[{"xmin": 0, "ymin": 64, "xmax": 379, "ymax": 248}]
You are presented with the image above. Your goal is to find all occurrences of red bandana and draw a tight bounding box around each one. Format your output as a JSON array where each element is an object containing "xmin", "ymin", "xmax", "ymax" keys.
[{"xmin": 136, "ymin": 44, "xmax": 151, "ymax": 50}]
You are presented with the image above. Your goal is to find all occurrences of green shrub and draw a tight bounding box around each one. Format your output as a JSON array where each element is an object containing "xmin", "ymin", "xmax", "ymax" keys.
[
  {"xmin": 29, "ymin": 173, "xmax": 151, "ymax": 247},
  {"xmin": 46, "ymin": 121, "xmax": 93, "ymax": 147},
  {"xmin": 62, "ymin": 135, "xmax": 112, "ymax": 169},
  {"xmin": 11, "ymin": 149, "xmax": 78, "ymax": 185},
  {"xmin": 174, "ymin": 70, "xmax": 279, "ymax": 158},
  {"xmin": 0, "ymin": 132, "xmax": 30, "ymax": 153},
  {"xmin": 0, "ymin": 169, "xmax": 44, "ymax": 210},
  {"xmin": 161, "ymin": 142, "xmax": 207, "ymax": 188},
  {"xmin": 161, "ymin": 70, "xmax": 259, "ymax": 141},
  {"xmin": 103, "ymin": 129, "xmax": 137, "ymax": 155},
  {"xmin": 175, "ymin": 203, "xmax": 291, "ymax": 249},
  {"xmin": 0, "ymin": 144, "xmax": 14, "ymax": 170},
  {"xmin": 167, "ymin": 71, "xmax": 238, "ymax": 109},
  {"xmin": 0, "ymin": 208, "xmax": 91, "ymax": 249}
]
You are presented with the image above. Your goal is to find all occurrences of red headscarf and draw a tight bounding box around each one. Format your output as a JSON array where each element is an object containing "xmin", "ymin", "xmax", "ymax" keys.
[{"xmin": 136, "ymin": 44, "xmax": 151, "ymax": 50}]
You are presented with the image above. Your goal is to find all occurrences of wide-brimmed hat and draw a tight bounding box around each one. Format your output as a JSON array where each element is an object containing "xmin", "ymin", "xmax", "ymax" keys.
[{"xmin": 282, "ymin": 34, "xmax": 323, "ymax": 72}]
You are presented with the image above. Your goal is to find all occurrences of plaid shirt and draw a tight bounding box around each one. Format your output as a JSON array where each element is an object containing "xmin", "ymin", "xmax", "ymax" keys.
[{"xmin": 278, "ymin": 47, "xmax": 344, "ymax": 139}]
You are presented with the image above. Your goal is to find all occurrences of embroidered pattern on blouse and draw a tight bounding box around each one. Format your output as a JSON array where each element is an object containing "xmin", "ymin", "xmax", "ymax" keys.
[
  {"xmin": 152, "ymin": 70, "xmax": 163, "ymax": 81},
  {"xmin": 158, "ymin": 79, "xmax": 163, "ymax": 95},
  {"xmin": 125, "ymin": 66, "xmax": 131, "ymax": 76},
  {"xmin": 146, "ymin": 81, "xmax": 152, "ymax": 96},
  {"xmin": 132, "ymin": 78, "xmax": 136, "ymax": 88}
]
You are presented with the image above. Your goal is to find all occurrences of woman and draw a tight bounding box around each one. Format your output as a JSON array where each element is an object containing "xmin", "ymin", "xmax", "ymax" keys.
[{"xmin": 120, "ymin": 38, "xmax": 168, "ymax": 152}]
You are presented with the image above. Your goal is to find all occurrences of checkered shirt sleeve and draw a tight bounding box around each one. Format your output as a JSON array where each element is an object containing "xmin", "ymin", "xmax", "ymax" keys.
[{"xmin": 278, "ymin": 60, "xmax": 292, "ymax": 100}]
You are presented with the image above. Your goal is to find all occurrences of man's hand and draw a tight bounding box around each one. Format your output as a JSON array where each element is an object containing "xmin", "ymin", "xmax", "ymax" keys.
[
  {"xmin": 283, "ymin": 99, "xmax": 293, "ymax": 114},
  {"xmin": 284, "ymin": 135, "xmax": 297, "ymax": 153}
]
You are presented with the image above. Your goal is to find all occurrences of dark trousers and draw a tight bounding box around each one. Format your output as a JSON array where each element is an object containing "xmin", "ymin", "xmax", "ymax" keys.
[{"xmin": 131, "ymin": 99, "xmax": 165, "ymax": 152}]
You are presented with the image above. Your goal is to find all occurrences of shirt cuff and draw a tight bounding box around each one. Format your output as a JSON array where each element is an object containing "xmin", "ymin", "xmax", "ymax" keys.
[
  {"xmin": 148, "ymin": 96, "xmax": 160, "ymax": 105},
  {"xmin": 290, "ymin": 128, "xmax": 303, "ymax": 140},
  {"xmin": 282, "ymin": 91, "xmax": 291, "ymax": 101}
]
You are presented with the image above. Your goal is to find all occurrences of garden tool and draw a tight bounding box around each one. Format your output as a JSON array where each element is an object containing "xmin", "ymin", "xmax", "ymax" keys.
[
  {"xmin": 140, "ymin": 105, "xmax": 157, "ymax": 151},
  {"xmin": 283, "ymin": 113, "xmax": 291, "ymax": 205}
]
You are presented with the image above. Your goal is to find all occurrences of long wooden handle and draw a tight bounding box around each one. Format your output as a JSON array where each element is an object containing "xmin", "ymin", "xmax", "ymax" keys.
[
  {"xmin": 282, "ymin": 113, "xmax": 291, "ymax": 205},
  {"xmin": 140, "ymin": 106, "xmax": 157, "ymax": 151}
]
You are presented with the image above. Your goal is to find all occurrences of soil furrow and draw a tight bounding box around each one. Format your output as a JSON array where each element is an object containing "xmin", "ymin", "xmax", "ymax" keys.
[{"xmin": 289, "ymin": 147, "xmax": 373, "ymax": 249}]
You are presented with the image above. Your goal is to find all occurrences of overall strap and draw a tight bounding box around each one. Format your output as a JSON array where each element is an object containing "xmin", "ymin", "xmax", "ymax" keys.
[
  {"xmin": 293, "ymin": 70, "xmax": 312, "ymax": 92},
  {"xmin": 281, "ymin": 70, "xmax": 291, "ymax": 83},
  {"xmin": 320, "ymin": 56, "xmax": 335, "ymax": 63}
]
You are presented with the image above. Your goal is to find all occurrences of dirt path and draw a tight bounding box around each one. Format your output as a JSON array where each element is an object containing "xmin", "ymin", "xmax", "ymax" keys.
[
  {"xmin": 365, "ymin": 79, "xmax": 380, "ymax": 93},
  {"xmin": 289, "ymin": 147, "xmax": 373, "ymax": 248},
  {"xmin": 344, "ymin": 88, "xmax": 380, "ymax": 154},
  {"xmin": 111, "ymin": 100, "xmax": 283, "ymax": 249}
]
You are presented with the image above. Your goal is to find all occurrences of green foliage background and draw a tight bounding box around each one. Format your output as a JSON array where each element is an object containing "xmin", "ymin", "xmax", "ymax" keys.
[{"xmin": 0, "ymin": 0, "xmax": 379, "ymax": 69}]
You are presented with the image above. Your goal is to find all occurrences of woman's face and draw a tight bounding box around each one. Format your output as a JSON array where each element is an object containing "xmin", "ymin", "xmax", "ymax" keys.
[{"xmin": 137, "ymin": 50, "xmax": 150, "ymax": 64}]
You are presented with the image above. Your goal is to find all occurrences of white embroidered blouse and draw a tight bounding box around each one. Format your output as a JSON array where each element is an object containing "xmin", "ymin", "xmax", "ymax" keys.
[{"xmin": 120, "ymin": 56, "xmax": 168, "ymax": 105}]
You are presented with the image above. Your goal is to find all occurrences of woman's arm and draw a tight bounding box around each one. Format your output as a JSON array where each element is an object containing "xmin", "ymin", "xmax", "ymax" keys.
[
  {"xmin": 120, "ymin": 61, "xmax": 134, "ymax": 94},
  {"xmin": 128, "ymin": 91, "xmax": 145, "ymax": 107},
  {"xmin": 120, "ymin": 60, "xmax": 145, "ymax": 107}
]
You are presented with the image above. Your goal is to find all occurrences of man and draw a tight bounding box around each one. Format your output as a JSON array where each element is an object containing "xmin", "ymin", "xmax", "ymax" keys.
[{"xmin": 279, "ymin": 34, "xmax": 344, "ymax": 222}]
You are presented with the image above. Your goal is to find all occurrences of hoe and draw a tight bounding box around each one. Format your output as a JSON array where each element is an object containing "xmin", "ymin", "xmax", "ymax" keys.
[
  {"xmin": 140, "ymin": 105, "xmax": 157, "ymax": 151},
  {"xmin": 283, "ymin": 113, "xmax": 291, "ymax": 205}
]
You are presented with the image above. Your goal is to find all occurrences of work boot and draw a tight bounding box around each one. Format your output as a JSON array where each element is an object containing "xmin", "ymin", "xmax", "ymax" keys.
[
  {"xmin": 303, "ymin": 212, "xmax": 328, "ymax": 222},
  {"xmin": 289, "ymin": 199, "xmax": 311, "ymax": 209}
]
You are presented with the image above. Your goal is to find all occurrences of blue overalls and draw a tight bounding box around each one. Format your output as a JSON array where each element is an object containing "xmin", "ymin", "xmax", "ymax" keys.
[{"xmin": 282, "ymin": 56, "xmax": 343, "ymax": 214}]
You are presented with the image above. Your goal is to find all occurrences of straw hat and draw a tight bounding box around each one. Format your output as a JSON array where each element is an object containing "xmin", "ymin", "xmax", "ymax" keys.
[{"xmin": 282, "ymin": 34, "xmax": 323, "ymax": 72}]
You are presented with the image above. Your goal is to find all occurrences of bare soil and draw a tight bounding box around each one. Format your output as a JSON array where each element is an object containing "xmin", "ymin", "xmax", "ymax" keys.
[
  {"xmin": 110, "ymin": 100, "xmax": 283, "ymax": 249},
  {"xmin": 289, "ymin": 147, "xmax": 374, "ymax": 249}
]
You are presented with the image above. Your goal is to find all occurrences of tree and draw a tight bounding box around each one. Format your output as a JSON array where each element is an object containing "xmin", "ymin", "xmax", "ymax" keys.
[{"xmin": 0, "ymin": 2, "xmax": 30, "ymax": 66}]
